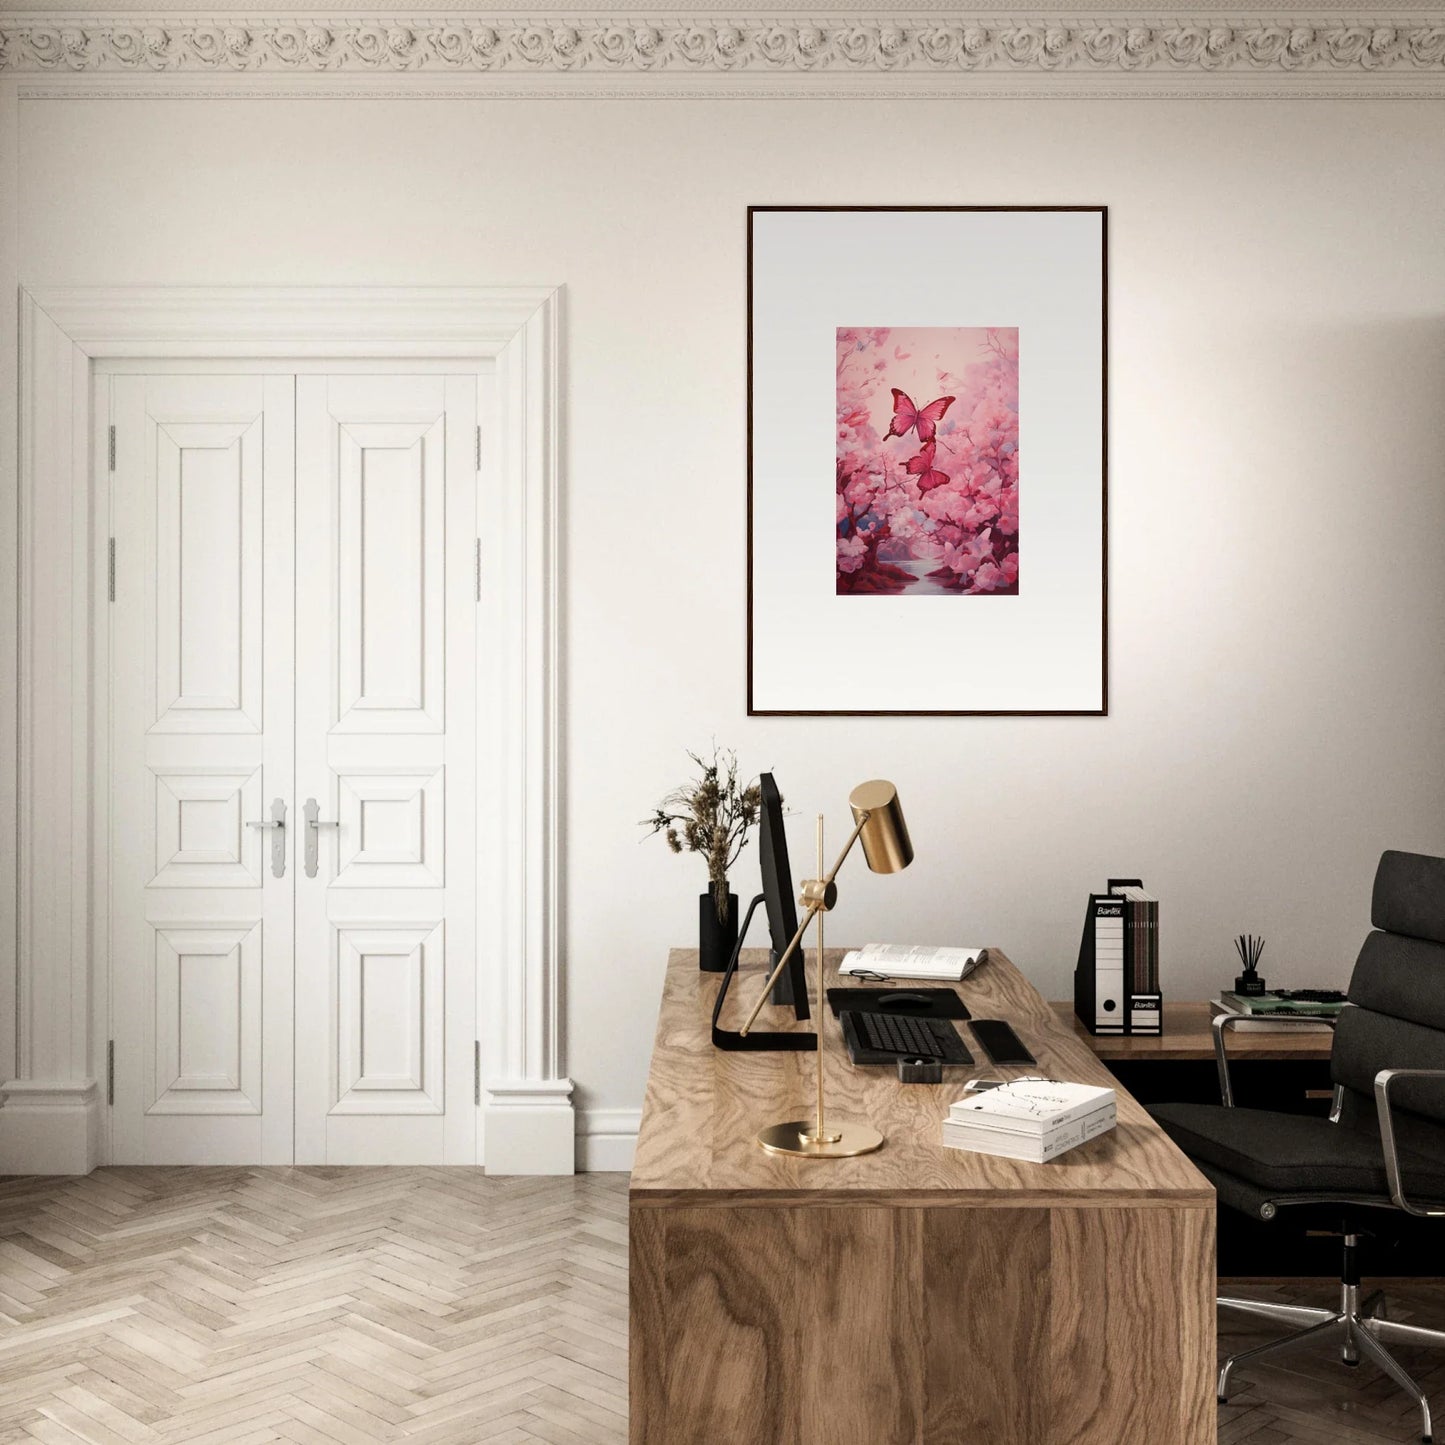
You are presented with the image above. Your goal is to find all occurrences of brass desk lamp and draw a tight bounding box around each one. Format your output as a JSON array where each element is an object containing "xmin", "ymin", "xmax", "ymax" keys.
[{"xmin": 738, "ymin": 779, "xmax": 913, "ymax": 1158}]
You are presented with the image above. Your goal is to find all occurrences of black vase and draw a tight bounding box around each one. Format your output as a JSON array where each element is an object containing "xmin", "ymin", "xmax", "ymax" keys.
[{"xmin": 699, "ymin": 888, "xmax": 740, "ymax": 972}]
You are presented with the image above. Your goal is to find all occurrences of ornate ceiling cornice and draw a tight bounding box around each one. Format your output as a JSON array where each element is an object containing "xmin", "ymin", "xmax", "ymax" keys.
[{"xmin": 2, "ymin": 12, "xmax": 1443, "ymax": 88}]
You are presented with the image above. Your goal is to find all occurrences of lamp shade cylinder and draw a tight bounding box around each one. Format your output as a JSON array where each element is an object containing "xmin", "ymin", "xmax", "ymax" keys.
[{"xmin": 848, "ymin": 780, "xmax": 913, "ymax": 874}]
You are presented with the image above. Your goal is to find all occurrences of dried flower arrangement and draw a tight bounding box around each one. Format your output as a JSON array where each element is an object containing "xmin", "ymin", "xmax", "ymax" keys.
[{"xmin": 643, "ymin": 747, "xmax": 763, "ymax": 923}]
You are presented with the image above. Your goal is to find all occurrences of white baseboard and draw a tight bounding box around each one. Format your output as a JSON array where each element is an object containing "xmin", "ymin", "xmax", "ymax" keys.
[
  {"xmin": 483, "ymin": 1079, "xmax": 576, "ymax": 1175},
  {"xmin": 0, "ymin": 1080, "xmax": 637, "ymax": 1176},
  {"xmin": 576, "ymin": 1107, "xmax": 639, "ymax": 1173},
  {"xmin": 0, "ymin": 1079, "xmax": 102, "ymax": 1175}
]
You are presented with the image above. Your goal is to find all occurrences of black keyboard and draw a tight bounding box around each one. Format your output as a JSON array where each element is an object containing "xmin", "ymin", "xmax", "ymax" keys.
[
  {"xmin": 1275, "ymin": 988, "xmax": 1348, "ymax": 1004},
  {"xmin": 842, "ymin": 1011, "xmax": 974, "ymax": 1065}
]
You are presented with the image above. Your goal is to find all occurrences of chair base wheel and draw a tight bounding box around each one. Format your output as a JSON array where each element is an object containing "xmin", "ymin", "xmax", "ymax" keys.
[{"xmin": 1343, "ymin": 1358, "xmax": 1360, "ymax": 1367}]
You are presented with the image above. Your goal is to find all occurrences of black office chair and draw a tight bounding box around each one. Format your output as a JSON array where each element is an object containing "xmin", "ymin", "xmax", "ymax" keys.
[{"xmin": 1150, "ymin": 849, "xmax": 1445, "ymax": 1443}]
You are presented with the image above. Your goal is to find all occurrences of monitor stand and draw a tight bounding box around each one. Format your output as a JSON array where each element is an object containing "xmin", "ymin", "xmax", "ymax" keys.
[{"xmin": 711, "ymin": 894, "xmax": 817, "ymax": 1053}]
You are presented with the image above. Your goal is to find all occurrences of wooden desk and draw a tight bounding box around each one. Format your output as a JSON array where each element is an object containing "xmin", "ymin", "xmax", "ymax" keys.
[
  {"xmin": 1052, "ymin": 999, "xmax": 1334, "ymax": 1062},
  {"xmin": 631, "ymin": 949, "xmax": 1215, "ymax": 1445}
]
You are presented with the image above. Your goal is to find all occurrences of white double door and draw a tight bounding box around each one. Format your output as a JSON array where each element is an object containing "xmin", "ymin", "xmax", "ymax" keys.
[{"xmin": 109, "ymin": 370, "xmax": 479, "ymax": 1165}]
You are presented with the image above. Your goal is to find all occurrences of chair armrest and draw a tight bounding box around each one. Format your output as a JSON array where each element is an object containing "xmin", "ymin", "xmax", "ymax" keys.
[
  {"xmin": 1212, "ymin": 1010, "xmax": 1338, "ymax": 1108},
  {"xmin": 1374, "ymin": 1069, "xmax": 1445, "ymax": 1217}
]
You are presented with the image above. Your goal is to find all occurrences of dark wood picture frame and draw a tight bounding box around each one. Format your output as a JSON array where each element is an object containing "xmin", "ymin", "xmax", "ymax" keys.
[{"xmin": 746, "ymin": 204, "xmax": 1109, "ymax": 717}]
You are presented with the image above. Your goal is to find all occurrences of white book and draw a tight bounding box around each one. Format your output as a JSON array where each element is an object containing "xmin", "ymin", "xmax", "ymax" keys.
[
  {"xmin": 838, "ymin": 943, "xmax": 985, "ymax": 982},
  {"xmin": 948, "ymin": 1079, "xmax": 1115, "ymax": 1134},
  {"xmin": 942, "ymin": 1103, "xmax": 1116, "ymax": 1163},
  {"xmin": 936, "ymin": 1103, "xmax": 1115, "ymax": 1150},
  {"xmin": 942, "ymin": 1104, "xmax": 1116, "ymax": 1141}
]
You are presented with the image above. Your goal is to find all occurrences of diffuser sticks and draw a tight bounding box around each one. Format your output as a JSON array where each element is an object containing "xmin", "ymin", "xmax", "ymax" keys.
[{"xmin": 1234, "ymin": 934, "xmax": 1266, "ymax": 996}]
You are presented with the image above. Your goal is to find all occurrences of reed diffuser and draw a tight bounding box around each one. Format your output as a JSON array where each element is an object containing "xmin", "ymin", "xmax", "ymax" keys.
[{"xmin": 1234, "ymin": 934, "xmax": 1267, "ymax": 996}]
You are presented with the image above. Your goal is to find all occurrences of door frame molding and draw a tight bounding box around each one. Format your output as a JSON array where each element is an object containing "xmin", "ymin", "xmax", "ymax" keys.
[{"xmin": 2, "ymin": 285, "xmax": 572, "ymax": 1175}]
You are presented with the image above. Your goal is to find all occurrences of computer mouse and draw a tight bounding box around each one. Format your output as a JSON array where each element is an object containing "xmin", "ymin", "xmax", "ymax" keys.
[{"xmin": 878, "ymin": 992, "xmax": 932, "ymax": 1010}]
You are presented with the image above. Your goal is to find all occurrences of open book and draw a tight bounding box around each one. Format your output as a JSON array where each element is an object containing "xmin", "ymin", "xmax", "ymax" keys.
[{"xmin": 838, "ymin": 943, "xmax": 986, "ymax": 982}]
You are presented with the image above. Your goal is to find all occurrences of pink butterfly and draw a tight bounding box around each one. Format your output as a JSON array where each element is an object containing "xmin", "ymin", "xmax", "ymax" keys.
[
  {"xmin": 886, "ymin": 389, "xmax": 955, "ymax": 444},
  {"xmin": 905, "ymin": 440, "xmax": 951, "ymax": 493}
]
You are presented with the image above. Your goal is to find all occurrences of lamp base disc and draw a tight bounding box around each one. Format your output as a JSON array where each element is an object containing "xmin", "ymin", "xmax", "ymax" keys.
[{"xmin": 756, "ymin": 1119, "xmax": 884, "ymax": 1158}]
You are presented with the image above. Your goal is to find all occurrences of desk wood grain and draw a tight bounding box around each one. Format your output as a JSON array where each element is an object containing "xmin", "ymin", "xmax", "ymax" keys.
[
  {"xmin": 629, "ymin": 948, "xmax": 1216, "ymax": 1445},
  {"xmin": 631, "ymin": 948, "xmax": 1213, "ymax": 1207}
]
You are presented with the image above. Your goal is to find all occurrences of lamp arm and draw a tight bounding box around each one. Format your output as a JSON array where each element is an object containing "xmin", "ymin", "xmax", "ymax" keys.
[
  {"xmin": 737, "ymin": 812, "xmax": 871, "ymax": 1038},
  {"xmin": 737, "ymin": 901, "xmax": 822, "ymax": 1039}
]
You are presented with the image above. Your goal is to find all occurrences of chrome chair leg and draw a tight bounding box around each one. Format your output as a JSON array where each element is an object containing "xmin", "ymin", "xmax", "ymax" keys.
[
  {"xmin": 1218, "ymin": 1314, "xmax": 1347, "ymax": 1401},
  {"xmin": 1366, "ymin": 1316, "xmax": 1445, "ymax": 1350},
  {"xmin": 1352, "ymin": 1322, "xmax": 1433, "ymax": 1443},
  {"xmin": 1217, "ymin": 1295, "xmax": 1336, "ymax": 1329}
]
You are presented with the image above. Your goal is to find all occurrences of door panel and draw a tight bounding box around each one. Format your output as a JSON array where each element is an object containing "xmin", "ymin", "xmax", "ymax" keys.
[
  {"xmin": 150, "ymin": 922, "xmax": 262, "ymax": 1114},
  {"xmin": 152, "ymin": 422, "xmax": 264, "ymax": 732},
  {"xmin": 150, "ymin": 766, "xmax": 264, "ymax": 888},
  {"xmin": 333, "ymin": 767, "xmax": 445, "ymax": 889},
  {"xmin": 110, "ymin": 374, "xmax": 295, "ymax": 1164},
  {"xmin": 333, "ymin": 921, "xmax": 444, "ymax": 1112},
  {"xmin": 335, "ymin": 420, "xmax": 445, "ymax": 732},
  {"xmin": 294, "ymin": 375, "xmax": 476, "ymax": 1164}
]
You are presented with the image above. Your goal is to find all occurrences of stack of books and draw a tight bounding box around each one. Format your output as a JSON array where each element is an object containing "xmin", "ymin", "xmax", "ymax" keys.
[
  {"xmin": 1210, "ymin": 990, "xmax": 1343, "ymax": 1033},
  {"xmin": 941, "ymin": 1079, "xmax": 1117, "ymax": 1163}
]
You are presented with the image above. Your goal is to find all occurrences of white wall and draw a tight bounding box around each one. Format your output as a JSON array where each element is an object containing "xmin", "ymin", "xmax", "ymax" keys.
[{"xmin": 16, "ymin": 95, "xmax": 1445, "ymax": 1139}]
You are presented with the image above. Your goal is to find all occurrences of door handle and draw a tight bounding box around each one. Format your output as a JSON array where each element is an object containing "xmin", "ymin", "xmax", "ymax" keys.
[
  {"xmin": 303, "ymin": 797, "xmax": 340, "ymax": 879},
  {"xmin": 246, "ymin": 797, "xmax": 288, "ymax": 879}
]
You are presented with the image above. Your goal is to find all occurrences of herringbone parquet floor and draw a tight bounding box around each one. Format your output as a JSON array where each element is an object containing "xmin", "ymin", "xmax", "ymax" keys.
[
  {"xmin": 0, "ymin": 1169, "xmax": 628, "ymax": 1445},
  {"xmin": 1, "ymin": 1168, "xmax": 1442, "ymax": 1444}
]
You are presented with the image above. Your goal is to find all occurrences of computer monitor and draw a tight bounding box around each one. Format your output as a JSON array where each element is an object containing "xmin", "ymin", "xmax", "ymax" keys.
[
  {"xmin": 709, "ymin": 771, "xmax": 815, "ymax": 1051},
  {"xmin": 758, "ymin": 773, "xmax": 810, "ymax": 1020}
]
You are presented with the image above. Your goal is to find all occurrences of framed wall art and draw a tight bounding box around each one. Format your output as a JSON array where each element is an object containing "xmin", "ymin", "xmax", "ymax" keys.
[{"xmin": 747, "ymin": 205, "xmax": 1107, "ymax": 716}]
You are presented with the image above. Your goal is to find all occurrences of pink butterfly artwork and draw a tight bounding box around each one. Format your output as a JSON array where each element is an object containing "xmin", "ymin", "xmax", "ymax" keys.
[
  {"xmin": 905, "ymin": 440, "xmax": 951, "ymax": 493},
  {"xmin": 886, "ymin": 388, "xmax": 956, "ymax": 444}
]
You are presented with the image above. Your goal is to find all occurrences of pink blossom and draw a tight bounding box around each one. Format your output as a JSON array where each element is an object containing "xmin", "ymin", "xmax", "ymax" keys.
[
  {"xmin": 836, "ymin": 534, "xmax": 867, "ymax": 573},
  {"xmin": 971, "ymin": 551, "xmax": 1019, "ymax": 593},
  {"xmin": 920, "ymin": 489, "xmax": 970, "ymax": 526},
  {"xmin": 995, "ymin": 488, "xmax": 1019, "ymax": 537}
]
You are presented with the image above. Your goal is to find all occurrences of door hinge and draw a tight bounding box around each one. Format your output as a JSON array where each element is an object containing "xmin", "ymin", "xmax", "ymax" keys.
[
  {"xmin": 107, "ymin": 425, "xmax": 116, "ymax": 472},
  {"xmin": 474, "ymin": 1041, "xmax": 481, "ymax": 1106},
  {"xmin": 475, "ymin": 424, "xmax": 482, "ymax": 472},
  {"xmin": 474, "ymin": 539, "xmax": 482, "ymax": 602},
  {"xmin": 106, "ymin": 1040, "xmax": 115, "ymax": 1106},
  {"xmin": 107, "ymin": 538, "xmax": 116, "ymax": 602}
]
